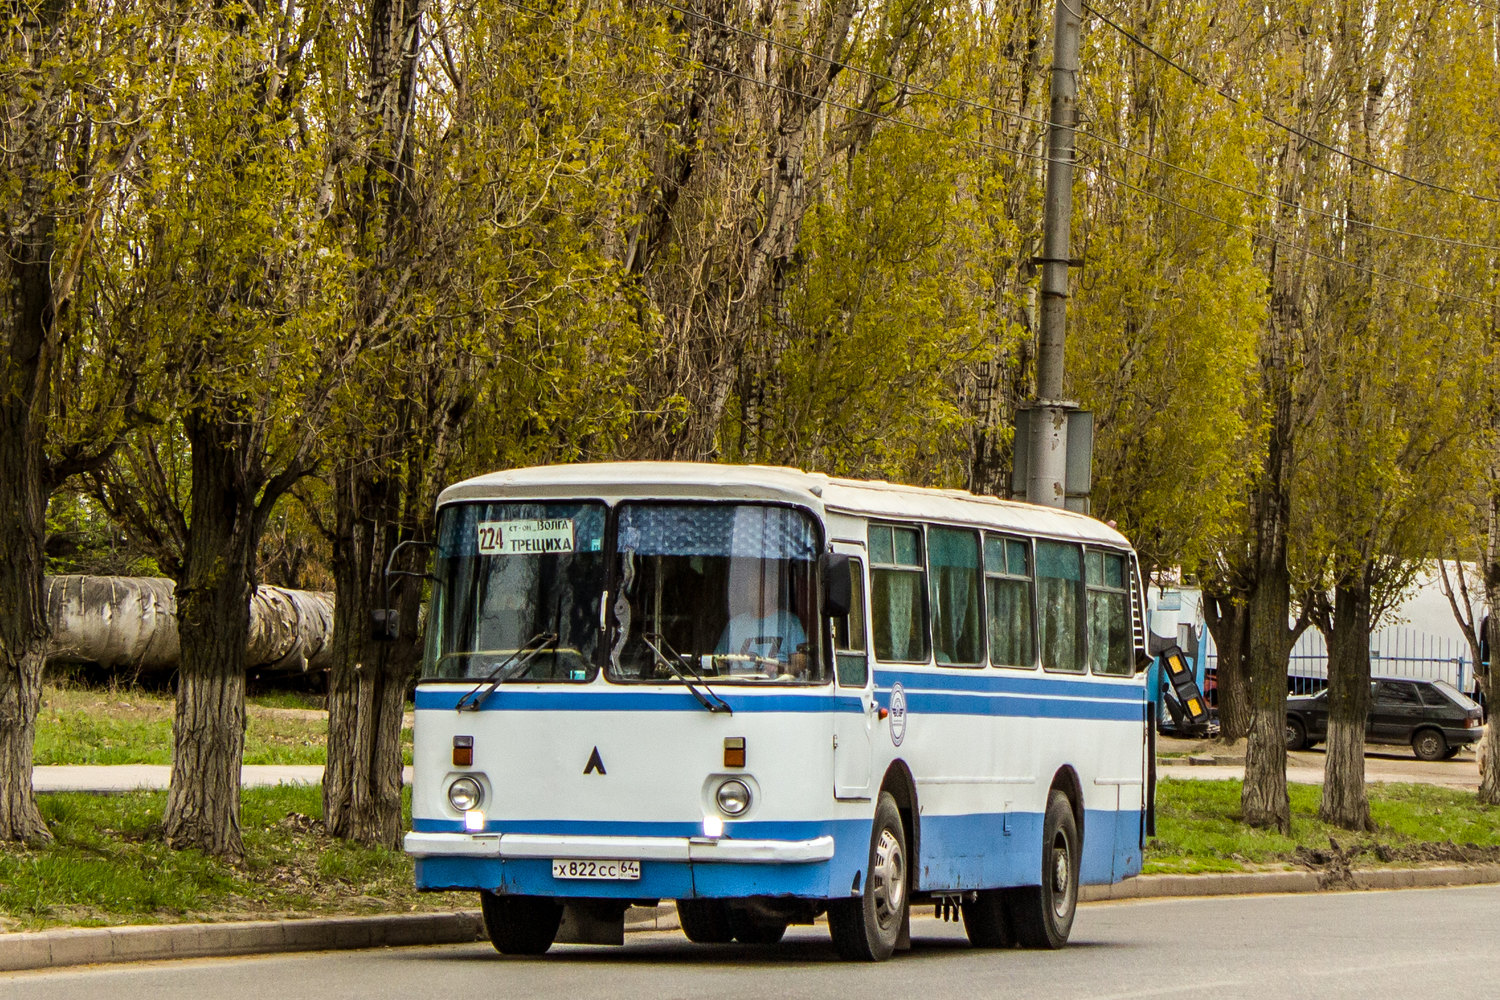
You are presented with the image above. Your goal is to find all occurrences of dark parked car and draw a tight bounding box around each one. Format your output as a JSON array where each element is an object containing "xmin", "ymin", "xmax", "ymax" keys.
[{"xmin": 1284, "ymin": 678, "xmax": 1485, "ymax": 761}]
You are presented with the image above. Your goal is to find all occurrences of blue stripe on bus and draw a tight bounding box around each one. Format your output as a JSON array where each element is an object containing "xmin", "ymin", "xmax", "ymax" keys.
[
  {"xmin": 873, "ymin": 667, "xmax": 1145, "ymax": 701},
  {"xmin": 890, "ymin": 690, "xmax": 1145, "ymax": 722},
  {"xmin": 410, "ymin": 808, "xmax": 1141, "ymax": 897},
  {"xmin": 414, "ymin": 689, "xmax": 865, "ymax": 714},
  {"xmin": 414, "ymin": 688, "xmax": 1140, "ymax": 721}
]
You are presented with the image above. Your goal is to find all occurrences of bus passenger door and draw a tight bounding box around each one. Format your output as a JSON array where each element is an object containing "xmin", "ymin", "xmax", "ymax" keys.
[{"xmin": 832, "ymin": 545, "xmax": 875, "ymax": 799}]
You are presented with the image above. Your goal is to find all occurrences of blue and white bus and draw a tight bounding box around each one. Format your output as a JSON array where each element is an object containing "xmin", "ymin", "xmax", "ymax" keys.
[{"xmin": 403, "ymin": 463, "xmax": 1152, "ymax": 960}]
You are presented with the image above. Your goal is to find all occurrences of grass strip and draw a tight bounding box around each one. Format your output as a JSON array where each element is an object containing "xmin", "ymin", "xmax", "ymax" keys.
[
  {"xmin": 34, "ymin": 686, "xmax": 411, "ymax": 766},
  {"xmin": 1145, "ymin": 778, "xmax": 1500, "ymax": 873},
  {"xmin": 0, "ymin": 785, "xmax": 467, "ymax": 931},
  {"xmin": 6, "ymin": 776, "xmax": 1497, "ymax": 930}
]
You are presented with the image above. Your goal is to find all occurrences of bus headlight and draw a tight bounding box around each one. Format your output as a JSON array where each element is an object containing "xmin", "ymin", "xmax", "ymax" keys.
[
  {"xmin": 448, "ymin": 776, "xmax": 484, "ymax": 812},
  {"xmin": 715, "ymin": 779, "xmax": 751, "ymax": 816}
]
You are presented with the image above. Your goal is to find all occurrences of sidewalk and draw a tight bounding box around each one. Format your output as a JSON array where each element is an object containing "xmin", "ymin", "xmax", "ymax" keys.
[
  {"xmin": 34, "ymin": 755, "xmax": 1481, "ymax": 793},
  {"xmin": 32, "ymin": 765, "xmax": 414, "ymax": 794}
]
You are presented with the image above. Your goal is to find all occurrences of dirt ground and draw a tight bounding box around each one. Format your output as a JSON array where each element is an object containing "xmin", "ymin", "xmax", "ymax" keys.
[{"xmin": 1158, "ymin": 735, "xmax": 1485, "ymax": 789}]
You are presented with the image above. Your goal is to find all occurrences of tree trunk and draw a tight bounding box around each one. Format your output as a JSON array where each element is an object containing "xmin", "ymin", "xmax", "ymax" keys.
[
  {"xmin": 320, "ymin": 0, "xmax": 429, "ymax": 848},
  {"xmin": 1481, "ymin": 485, "xmax": 1500, "ymax": 805},
  {"xmin": 1243, "ymin": 562, "xmax": 1292, "ymax": 832},
  {"xmin": 1319, "ymin": 577, "xmax": 1372, "ymax": 830},
  {"xmin": 163, "ymin": 415, "xmax": 259, "ymax": 860},
  {"xmin": 324, "ymin": 465, "xmax": 422, "ymax": 848},
  {"xmin": 0, "ymin": 78, "xmax": 58, "ymax": 841},
  {"xmin": 1241, "ymin": 334, "xmax": 1296, "ymax": 832},
  {"xmin": 1203, "ymin": 588, "xmax": 1251, "ymax": 742},
  {"xmin": 0, "ymin": 397, "xmax": 51, "ymax": 843}
]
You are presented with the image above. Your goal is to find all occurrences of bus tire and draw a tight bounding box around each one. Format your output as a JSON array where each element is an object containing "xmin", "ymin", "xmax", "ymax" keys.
[
  {"xmin": 480, "ymin": 891, "xmax": 562, "ymax": 955},
  {"xmin": 676, "ymin": 899, "xmax": 735, "ymax": 943},
  {"xmin": 1011, "ymin": 790, "xmax": 1079, "ymax": 950},
  {"xmin": 961, "ymin": 888, "xmax": 1015, "ymax": 948},
  {"xmin": 828, "ymin": 791, "xmax": 908, "ymax": 961}
]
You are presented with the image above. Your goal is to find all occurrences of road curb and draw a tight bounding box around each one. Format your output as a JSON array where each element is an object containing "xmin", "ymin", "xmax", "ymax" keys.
[
  {"xmin": 0, "ymin": 910, "xmax": 485, "ymax": 973},
  {"xmin": 6, "ymin": 871, "xmax": 1499, "ymax": 973},
  {"xmin": 1081, "ymin": 863, "xmax": 1500, "ymax": 901},
  {"xmin": 0, "ymin": 905, "xmax": 681, "ymax": 974}
]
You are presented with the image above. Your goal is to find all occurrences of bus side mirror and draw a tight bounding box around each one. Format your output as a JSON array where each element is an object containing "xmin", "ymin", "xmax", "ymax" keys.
[
  {"xmin": 821, "ymin": 552, "xmax": 852, "ymax": 619},
  {"xmin": 378, "ymin": 539, "xmax": 436, "ymax": 642}
]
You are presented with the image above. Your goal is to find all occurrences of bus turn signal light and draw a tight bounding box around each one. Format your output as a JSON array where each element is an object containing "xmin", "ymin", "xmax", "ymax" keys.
[
  {"xmin": 453, "ymin": 735, "xmax": 474, "ymax": 766},
  {"xmin": 724, "ymin": 737, "xmax": 746, "ymax": 768}
]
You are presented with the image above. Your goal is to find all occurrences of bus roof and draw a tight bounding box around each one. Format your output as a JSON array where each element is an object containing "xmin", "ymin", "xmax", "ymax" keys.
[{"xmin": 436, "ymin": 461, "xmax": 1130, "ymax": 547}]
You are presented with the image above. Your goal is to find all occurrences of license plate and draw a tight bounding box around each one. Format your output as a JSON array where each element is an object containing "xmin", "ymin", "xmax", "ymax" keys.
[{"xmin": 551, "ymin": 858, "xmax": 641, "ymax": 880}]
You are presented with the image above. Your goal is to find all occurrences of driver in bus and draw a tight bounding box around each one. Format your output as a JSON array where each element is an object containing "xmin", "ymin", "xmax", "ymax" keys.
[{"xmin": 717, "ymin": 556, "xmax": 810, "ymax": 678}]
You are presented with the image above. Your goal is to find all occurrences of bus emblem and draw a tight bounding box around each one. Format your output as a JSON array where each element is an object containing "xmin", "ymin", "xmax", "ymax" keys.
[
  {"xmin": 584, "ymin": 747, "xmax": 607, "ymax": 775},
  {"xmin": 889, "ymin": 683, "xmax": 907, "ymax": 746}
]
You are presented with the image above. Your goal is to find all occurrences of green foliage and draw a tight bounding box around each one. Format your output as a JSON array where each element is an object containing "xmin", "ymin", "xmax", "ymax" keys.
[{"xmin": 44, "ymin": 493, "xmax": 160, "ymax": 577}]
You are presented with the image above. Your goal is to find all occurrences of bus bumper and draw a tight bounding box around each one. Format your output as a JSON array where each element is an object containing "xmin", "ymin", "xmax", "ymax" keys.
[
  {"xmin": 404, "ymin": 831, "xmax": 835, "ymax": 863},
  {"xmin": 405, "ymin": 831, "xmax": 843, "ymax": 899}
]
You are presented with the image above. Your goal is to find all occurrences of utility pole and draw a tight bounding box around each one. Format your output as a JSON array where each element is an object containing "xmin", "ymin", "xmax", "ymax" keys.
[{"xmin": 1025, "ymin": 0, "xmax": 1083, "ymax": 508}]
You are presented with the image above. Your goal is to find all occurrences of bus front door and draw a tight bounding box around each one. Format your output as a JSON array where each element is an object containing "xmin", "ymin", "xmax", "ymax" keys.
[{"xmin": 832, "ymin": 544, "xmax": 875, "ymax": 799}]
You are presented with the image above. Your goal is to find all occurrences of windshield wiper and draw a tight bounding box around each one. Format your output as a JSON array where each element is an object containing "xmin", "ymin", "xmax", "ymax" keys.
[
  {"xmin": 455, "ymin": 631, "xmax": 559, "ymax": 711},
  {"xmin": 641, "ymin": 632, "xmax": 731, "ymax": 714}
]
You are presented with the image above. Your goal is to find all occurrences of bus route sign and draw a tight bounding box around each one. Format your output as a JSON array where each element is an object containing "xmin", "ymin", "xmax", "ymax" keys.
[{"xmin": 476, "ymin": 519, "xmax": 576, "ymax": 556}]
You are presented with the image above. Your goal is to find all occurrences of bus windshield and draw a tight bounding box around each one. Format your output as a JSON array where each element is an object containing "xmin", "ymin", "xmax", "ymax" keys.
[
  {"xmin": 607, "ymin": 503, "xmax": 824, "ymax": 684},
  {"xmin": 423, "ymin": 501, "xmax": 607, "ymax": 682}
]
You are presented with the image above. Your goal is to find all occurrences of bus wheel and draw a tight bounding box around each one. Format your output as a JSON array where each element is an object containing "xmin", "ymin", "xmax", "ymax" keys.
[
  {"xmin": 1010, "ymin": 790, "xmax": 1079, "ymax": 950},
  {"xmin": 829, "ymin": 791, "xmax": 907, "ymax": 961},
  {"xmin": 480, "ymin": 892, "xmax": 562, "ymax": 955},
  {"xmin": 676, "ymin": 900, "xmax": 735, "ymax": 943},
  {"xmin": 961, "ymin": 889, "xmax": 1015, "ymax": 948}
]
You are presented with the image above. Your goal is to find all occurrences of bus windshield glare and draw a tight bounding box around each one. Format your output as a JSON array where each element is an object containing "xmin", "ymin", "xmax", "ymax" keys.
[
  {"xmin": 423, "ymin": 501, "xmax": 607, "ymax": 682},
  {"xmin": 608, "ymin": 503, "xmax": 823, "ymax": 684}
]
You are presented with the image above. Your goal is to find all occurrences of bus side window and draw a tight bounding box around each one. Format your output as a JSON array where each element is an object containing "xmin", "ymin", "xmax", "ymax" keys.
[
  {"xmin": 870, "ymin": 524, "xmax": 930, "ymax": 663},
  {"xmin": 1086, "ymin": 549, "xmax": 1133, "ymax": 675},
  {"xmin": 928, "ymin": 526, "xmax": 983, "ymax": 666},
  {"xmin": 834, "ymin": 557, "xmax": 868, "ymax": 687},
  {"xmin": 1037, "ymin": 540, "xmax": 1085, "ymax": 673},
  {"xmin": 986, "ymin": 534, "xmax": 1036, "ymax": 668}
]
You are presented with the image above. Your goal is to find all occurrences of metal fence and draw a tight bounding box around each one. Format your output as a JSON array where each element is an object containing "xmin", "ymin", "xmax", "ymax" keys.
[{"xmin": 1204, "ymin": 627, "xmax": 1475, "ymax": 697}]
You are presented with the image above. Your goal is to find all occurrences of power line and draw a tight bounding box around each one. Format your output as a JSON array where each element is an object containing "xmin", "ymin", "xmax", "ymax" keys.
[
  {"xmin": 1080, "ymin": 134, "xmax": 1500, "ymax": 253},
  {"xmin": 1091, "ymin": 169, "xmax": 1498, "ymax": 309},
  {"xmin": 647, "ymin": 0, "xmax": 1500, "ymax": 253},
  {"xmin": 1082, "ymin": 0, "xmax": 1500, "ymax": 206},
  {"xmin": 498, "ymin": 0, "xmax": 1496, "ymax": 311}
]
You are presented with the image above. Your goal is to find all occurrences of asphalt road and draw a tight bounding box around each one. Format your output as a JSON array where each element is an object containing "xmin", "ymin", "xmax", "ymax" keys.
[{"xmin": 7, "ymin": 886, "xmax": 1496, "ymax": 1000}]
